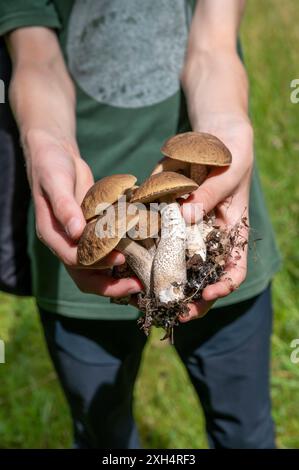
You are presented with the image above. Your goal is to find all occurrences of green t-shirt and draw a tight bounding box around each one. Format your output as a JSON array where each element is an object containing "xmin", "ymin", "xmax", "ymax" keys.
[{"xmin": 0, "ymin": 0, "xmax": 281, "ymax": 319}]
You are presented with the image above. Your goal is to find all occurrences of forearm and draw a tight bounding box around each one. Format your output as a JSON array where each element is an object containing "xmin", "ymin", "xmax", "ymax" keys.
[
  {"xmin": 6, "ymin": 28, "xmax": 78, "ymax": 160},
  {"xmin": 182, "ymin": 50, "xmax": 250, "ymax": 130},
  {"xmin": 178, "ymin": 2, "xmax": 254, "ymax": 318},
  {"xmin": 181, "ymin": 0, "xmax": 250, "ymax": 131},
  {"xmin": 3, "ymin": 26, "xmax": 94, "ymax": 254}
]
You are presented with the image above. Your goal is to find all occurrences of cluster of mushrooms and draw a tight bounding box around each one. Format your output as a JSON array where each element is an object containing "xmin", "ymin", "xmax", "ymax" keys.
[{"xmin": 77, "ymin": 132, "xmax": 244, "ymax": 340}]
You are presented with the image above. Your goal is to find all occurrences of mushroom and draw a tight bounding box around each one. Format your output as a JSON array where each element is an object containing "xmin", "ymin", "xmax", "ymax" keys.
[
  {"xmin": 153, "ymin": 132, "xmax": 232, "ymax": 262},
  {"xmin": 151, "ymin": 163, "xmax": 207, "ymax": 262},
  {"xmin": 127, "ymin": 205, "xmax": 160, "ymax": 257},
  {"xmin": 151, "ymin": 157, "xmax": 189, "ymax": 177},
  {"xmin": 160, "ymin": 131, "xmax": 232, "ymax": 185},
  {"xmin": 131, "ymin": 172, "xmax": 198, "ymax": 304},
  {"xmin": 77, "ymin": 203, "xmax": 153, "ymax": 293},
  {"xmin": 81, "ymin": 174, "xmax": 137, "ymax": 221},
  {"xmin": 185, "ymin": 224, "xmax": 207, "ymax": 261}
]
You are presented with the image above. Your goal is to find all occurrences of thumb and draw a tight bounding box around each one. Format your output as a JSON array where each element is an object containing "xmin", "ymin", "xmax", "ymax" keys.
[
  {"xmin": 43, "ymin": 173, "xmax": 86, "ymax": 240},
  {"xmin": 181, "ymin": 168, "xmax": 232, "ymax": 224}
]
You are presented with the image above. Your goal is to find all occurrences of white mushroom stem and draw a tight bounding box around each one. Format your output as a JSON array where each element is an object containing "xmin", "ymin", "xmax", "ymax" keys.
[
  {"xmin": 137, "ymin": 238, "xmax": 157, "ymax": 257},
  {"xmin": 185, "ymin": 224, "xmax": 207, "ymax": 261},
  {"xmin": 117, "ymin": 238, "xmax": 152, "ymax": 293},
  {"xmin": 152, "ymin": 202, "xmax": 186, "ymax": 303}
]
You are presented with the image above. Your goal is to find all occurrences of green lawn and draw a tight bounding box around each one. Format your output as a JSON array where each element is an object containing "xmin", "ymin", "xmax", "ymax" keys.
[{"xmin": 0, "ymin": 0, "xmax": 298, "ymax": 449}]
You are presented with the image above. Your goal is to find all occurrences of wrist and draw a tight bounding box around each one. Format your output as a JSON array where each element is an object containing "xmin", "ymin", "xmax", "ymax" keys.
[
  {"xmin": 182, "ymin": 48, "xmax": 243, "ymax": 88},
  {"xmin": 181, "ymin": 50, "xmax": 249, "ymax": 130},
  {"xmin": 192, "ymin": 112, "xmax": 253, "ymax": 134},
  {"xmin": 21, "ymin": 127, "xmax": 81, "ymax": 163}
]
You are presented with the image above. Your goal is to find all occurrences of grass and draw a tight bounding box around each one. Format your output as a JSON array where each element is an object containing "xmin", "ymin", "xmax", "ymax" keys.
[{"xmin": 0, "ymin": 0, "xmax": 298, "ymax": 449}]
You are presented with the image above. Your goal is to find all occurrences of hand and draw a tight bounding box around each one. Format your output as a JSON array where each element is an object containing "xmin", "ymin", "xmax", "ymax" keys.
[
  {"xmin": 180, "ymin": 115, "xmax": 253, "ymax": 322},
  {"xmin": 25, "ymin": 129, "xmax": 142, "ymax": 298}
]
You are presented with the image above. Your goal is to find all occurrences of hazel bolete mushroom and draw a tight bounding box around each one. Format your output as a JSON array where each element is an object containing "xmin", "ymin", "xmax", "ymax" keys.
[
  {"xmin": 81, "ymin": 174, "xmax": 137, "ymax": 221},
  {"xmin": 77, "ymin": 203, "xmax": 152, "ymax": 292},
  {"xmin": 160, "ymin": 131, "xmax": 232, "ymax": 185},
  {"xmin": 151, "ymin": 157, "xmax": 189, "ymax": 177},
  {"xmin": 151, "ymin": 165, "xmax": 207, "ymax": 261},
  {"xmin": 152, "ymin": 132, "xmax": 232, "ymax": 262},
  {"xmin": 131, "ymin": 171, "xmax": 198, "ymax": 304},
  {"xmin": 127, "ymin": 205, "xmax": 160, "ymax": 256}
]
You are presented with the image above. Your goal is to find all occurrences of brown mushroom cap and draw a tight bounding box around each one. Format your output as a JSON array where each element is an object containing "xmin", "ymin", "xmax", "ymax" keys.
[
  {"xmin": 81, "ymin": 174, "xmax": 137, "ymax": 221},
  {"xmin": 161, "ymin": 132, "xmax": 232, "ymax": 166},
  {"xmin": 78, "ymin": 203, "xmax": 139, "ymax": 265},
  {"xmin": 130, "ymin": 171, "xmax": 198, "ymax": 204}
]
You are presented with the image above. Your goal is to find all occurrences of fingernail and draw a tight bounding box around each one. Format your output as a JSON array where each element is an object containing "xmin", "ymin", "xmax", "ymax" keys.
[
  {"xmin": 112, "ymin": 253, "xmax": 126, "ymax": 266},
  {"xmin": 66, "ymin": 217, "xmax": 82, "ymax": 239},
  {"xmin": 128, "ymin": 288, "xmax": 142, "ymax": 295},
  {"xmin": 181, "ymin": 203, "xmax": 193, "ymax": 224},
  {"xmin": 128, "ymin": 283, "xmax": 142, "ymax": 294},
  {"xmin": 181, "ymin": 203, "xmax": 203, "ymax": 224}
]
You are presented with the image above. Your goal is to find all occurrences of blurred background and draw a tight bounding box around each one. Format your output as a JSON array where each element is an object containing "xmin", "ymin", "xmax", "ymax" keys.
[{"xmin": 0, "ymin": 0, "xmax": 298, "ymax": 448}]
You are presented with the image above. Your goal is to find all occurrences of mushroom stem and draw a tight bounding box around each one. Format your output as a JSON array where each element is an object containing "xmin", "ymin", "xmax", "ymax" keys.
[
  {"xmin": 185, "ymin": 224, "xmax": 207, "ymax": 261},
  {"xmin": 117, "ymin": 238, "xmax": 152, "ymax": 293},
  {"xmin": 186, "ymin": 165, "xmax": 208, "ymax": 259},
  {"xmin": 137, "ymin": 238, "xmax": 157, "ymax": 257},
  {"xmin": 151, "ymin": 157, "xmax": 190, "ymax": 177},
  {"xmin": 190, "ymin": 164, "xmax": 208, "ymax": 185},
  {"xmin": 152, "ymin": 202, "xmax": 186, "ymax": 303}
]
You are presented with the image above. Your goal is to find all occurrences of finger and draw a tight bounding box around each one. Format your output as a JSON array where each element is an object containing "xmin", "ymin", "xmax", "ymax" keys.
[
  {"xmin": 36, "ymin": 193, "xmax": 127, "ymax": 268},
  {"xmin": 213, "ymin": 184, "xmax": 250, "ymax": 227},
  {"xmin": 41, "ymin": 171, "xmax": 86, "ymax": 240},
  {"xmin": 202, "ymin": 268, "xmax": 247, "ymax": 302},
  {"xmin": 97, "ymin": 275, "xmax": 142, "ymax": 297},
  {"xmin": 181, "ymin": 166, "xmax": 234, "ymax": 223},
  {"xmin": 74, "ymin": 158, "xmax": 94, "ymax": 203},
  {"xmin": 35, "ymin": 194, "xmax": 79, "ymax": 265},
  {"xmin": 202, "ymin": 248, "xmax": 248, "ymax": 302},
  {"xmin": 76, "ymin": 252, "xmax": 126, "ymax": 270},
  {"xmin": 179, "ymin": 299, "xmax": 214, "ymax": 322},
  {"xmin": 68, "ymin": 269, "xmax": 143, "ymax": 297}
]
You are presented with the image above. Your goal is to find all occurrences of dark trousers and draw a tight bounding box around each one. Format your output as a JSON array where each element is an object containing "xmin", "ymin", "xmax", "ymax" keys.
[{"xmin": 39, "ymin": 285, "xmax": 275, "ymax": 449}]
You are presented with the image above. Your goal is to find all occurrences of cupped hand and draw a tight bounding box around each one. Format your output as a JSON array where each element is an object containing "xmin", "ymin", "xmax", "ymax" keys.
[
  {"xmin": 25, "ymin": 129, "xmax": 142, "ymax": 298},
  {"xmin": 180, "ymin": 115, "xmax": 254, "ymax": 322}
]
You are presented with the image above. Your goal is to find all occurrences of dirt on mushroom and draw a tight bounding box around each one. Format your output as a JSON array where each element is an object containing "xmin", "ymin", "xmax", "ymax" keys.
[{"xmin": 137, "ymin": 214, "xmax": 249, "ymax": 341}]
